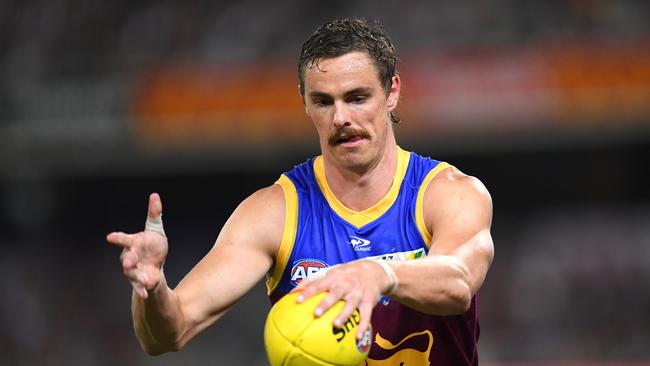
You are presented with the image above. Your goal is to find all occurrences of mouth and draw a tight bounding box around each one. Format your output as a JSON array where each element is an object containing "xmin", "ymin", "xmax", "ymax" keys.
[
  {"xmin": 328, "ymin": 128, "xmax": 370, "ymax": 146},
  {"xmin": 334, "ymin": 135, "xmax": 364, "ymax": 145}
]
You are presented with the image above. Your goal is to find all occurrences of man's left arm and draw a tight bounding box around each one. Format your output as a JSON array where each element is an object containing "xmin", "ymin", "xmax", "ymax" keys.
[{"xmin": 389, "ymin": 166, "xmax": 494, "ymax": 315}]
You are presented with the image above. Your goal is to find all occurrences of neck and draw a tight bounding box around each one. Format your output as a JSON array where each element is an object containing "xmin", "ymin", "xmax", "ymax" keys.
[{"xmin": 322, "ymin": 141, "xmax": 399, "ymax": 212}]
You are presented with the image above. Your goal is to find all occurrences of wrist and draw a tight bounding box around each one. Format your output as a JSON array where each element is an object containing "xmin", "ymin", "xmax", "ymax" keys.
[
  {"xmin": 366, "ymin": 258, "xmax": 399, "ymax": 295},
  {"xmin": 148, "ymin": 266, "xmax": 166, "ymax": 294}
]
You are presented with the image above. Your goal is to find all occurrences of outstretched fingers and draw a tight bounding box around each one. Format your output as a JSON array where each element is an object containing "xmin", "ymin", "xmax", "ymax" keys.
[
  {"xmin": 132, "ymin": 280, "xmax": 149, "ymax": 299},
  {"xmin": 120, "ymin": 250, "xmax": 147, "ymax": 286},
  {"xmin": 107, "ymin": 193, "xmax": 168, "ymax": 300},
  {"xmin": 106, "ymin": 232, "xmax": 133, "ymax": 249},
  {"xmin": 123, "ymin": 261, "xmax": 155, "ymax": 299},
  {"xmin": 120, "ymin": 249, "xmax": 138, "ymax": 269}
]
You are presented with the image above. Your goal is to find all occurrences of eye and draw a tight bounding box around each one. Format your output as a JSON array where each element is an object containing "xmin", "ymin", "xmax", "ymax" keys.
[
  {"xmin": 348, "ymin": 95, "xmax": 367, "ymax": 104},
  {"xmin": 312, "ymin": 98, "xmax": 332, "ymax": 107}
]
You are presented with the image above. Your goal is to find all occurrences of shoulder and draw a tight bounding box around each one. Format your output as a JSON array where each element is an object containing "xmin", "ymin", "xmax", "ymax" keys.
[
  {"xmin": 219, "ymin": 183, "xmax": 286, "ymax": 256},
  {"xmin": 423, "ymin": 166, "xmax": 493, "ymax": 228},
  {"xmin": 428, "ymin": 166, "xmax": 490, "ymax": 200},
  {"xmin": 245, "ymin": 182, "xmax": 286, "ymax": 206},
  {"xmin": 236, "ymin": 183, "xmax": 286, "ymax": 229}
]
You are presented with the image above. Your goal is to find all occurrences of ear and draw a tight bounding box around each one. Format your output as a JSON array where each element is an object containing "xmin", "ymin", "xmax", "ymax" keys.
[
  {"xmin": 298, "ymin": 83, "xmax": 305, "ymax": 102},
  {"xmin": 386, "ymin": 75, "xmax": 401, "ymax": 112},
  {"xmin": 298, "ymin": 83, "xmax": 309, "ymax": 114}
]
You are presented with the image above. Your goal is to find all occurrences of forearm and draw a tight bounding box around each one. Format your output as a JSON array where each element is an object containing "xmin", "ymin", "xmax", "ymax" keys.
[
  {"xmin": 132, "ymin": 275, "xmax": 185, "ymax": 355},
  {"xmin": 389, "ymin": 255, "xmax": 472, "ymax": 315}
]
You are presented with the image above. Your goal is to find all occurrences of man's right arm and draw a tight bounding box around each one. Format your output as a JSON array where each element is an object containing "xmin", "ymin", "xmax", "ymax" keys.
[
  {"xmin": 132, "ymin": 274, "xmax": 184, "ymax": 354},
  {"xmin": 108, "ymin": 185, "xmax": 285, "ymax": 355}
]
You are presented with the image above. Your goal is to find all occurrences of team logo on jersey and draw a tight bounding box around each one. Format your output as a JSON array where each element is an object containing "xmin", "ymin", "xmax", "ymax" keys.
[
  {"xmin": 349, "ymin": 236, "xmax": 372, "ymax": 251},
  {"xmin": 356, "ymin": 325, "xmax": 373, "ymax": 353},
  {"xmin": 290, "ymin": 258, "xmax": 330, "ymax": 286},
  {"xmin": 365, "ymin": 330, "xmax": 434, "ymax": 365}
]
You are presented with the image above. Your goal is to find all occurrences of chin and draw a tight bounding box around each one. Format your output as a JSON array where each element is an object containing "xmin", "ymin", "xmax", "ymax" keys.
[{"xmin": 334, "ymin": 149, "xmax": 374, "ymax": 171}]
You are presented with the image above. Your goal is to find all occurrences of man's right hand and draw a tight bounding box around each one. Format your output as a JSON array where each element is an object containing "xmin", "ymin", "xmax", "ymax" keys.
[{"xmin": 107, "ymin": 193, "xmax": 169, "ymax": 299}]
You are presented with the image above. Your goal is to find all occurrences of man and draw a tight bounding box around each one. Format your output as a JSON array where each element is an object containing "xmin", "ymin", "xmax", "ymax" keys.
[{"xmin": 107, "ymin": 18, "xmax": 494, "ymax": 365}]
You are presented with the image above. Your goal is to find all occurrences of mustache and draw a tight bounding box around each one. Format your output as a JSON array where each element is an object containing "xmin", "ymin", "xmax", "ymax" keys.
[{"xmin": 328, "ymin": 126, "xmax": 370, "ymax": 145}]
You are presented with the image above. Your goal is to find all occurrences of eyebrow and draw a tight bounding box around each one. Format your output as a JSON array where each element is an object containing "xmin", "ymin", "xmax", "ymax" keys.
[{"xmin": 308, "ymin": 87, "xmax": 374, "ymax": 99}]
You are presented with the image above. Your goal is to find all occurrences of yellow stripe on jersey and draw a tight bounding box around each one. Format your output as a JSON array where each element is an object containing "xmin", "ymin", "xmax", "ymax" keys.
[
  {"xmin": 313, "ymin": 146, "xmax": 411, "ymax": 228},
  {"xmin": 266, "ymin": 174, "xmax": 299, "ymax": 295},
  {"xmin": 415, "ymin": 162, "xmax": 453, "ymax": 247}
]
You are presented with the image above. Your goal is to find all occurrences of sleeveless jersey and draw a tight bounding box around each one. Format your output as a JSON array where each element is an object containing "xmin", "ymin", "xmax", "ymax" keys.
[{"xmin": 267, "ymin": 146, "xmax": 480, "ymax": 366}]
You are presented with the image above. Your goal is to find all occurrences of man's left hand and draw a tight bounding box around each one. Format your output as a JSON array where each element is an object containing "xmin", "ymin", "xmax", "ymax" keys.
[{"xmin": 292, "ymin": 259, "xmax": 392, "ymax": 339}]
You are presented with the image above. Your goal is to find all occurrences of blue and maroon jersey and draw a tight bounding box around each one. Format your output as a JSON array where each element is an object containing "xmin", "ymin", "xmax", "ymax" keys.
[{"xmin": 267, "ymin": 146, "xmax": 480, "ymax": 365}]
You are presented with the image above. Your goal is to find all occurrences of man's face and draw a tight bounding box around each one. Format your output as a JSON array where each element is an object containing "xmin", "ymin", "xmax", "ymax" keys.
[{"xmin": 302, "ymin": 51, "xmax": 400, "ymax": 172}]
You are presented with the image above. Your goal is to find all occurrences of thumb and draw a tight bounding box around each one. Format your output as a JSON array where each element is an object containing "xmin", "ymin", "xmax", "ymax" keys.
[
  {"xmin": 145, "ymin": 193, "xmax": 166, "ymax": 237},
  {"xmin": 148, "ymin": 193, "xmax": 163, "ymax": 219}
]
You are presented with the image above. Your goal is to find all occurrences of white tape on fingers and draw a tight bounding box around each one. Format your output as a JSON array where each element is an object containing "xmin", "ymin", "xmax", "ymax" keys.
[{"xmin": 145, "ymin": 214, "xmax": 166, "ymax": 237}]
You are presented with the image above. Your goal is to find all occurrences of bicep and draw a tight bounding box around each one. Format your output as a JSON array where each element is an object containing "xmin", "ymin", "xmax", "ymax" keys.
[
  {"xmin": 424, "ymin": 169, "xmax": 494, "ymax": 294},
  {"xmin": 173, "ymin": 185, "xmax": 284, "ymax": 341}
]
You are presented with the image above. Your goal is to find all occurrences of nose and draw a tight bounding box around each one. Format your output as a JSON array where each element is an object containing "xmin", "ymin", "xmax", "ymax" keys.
[{"xmin": 332, "ymin": 101, "xmax": 350, "ymax": 128}]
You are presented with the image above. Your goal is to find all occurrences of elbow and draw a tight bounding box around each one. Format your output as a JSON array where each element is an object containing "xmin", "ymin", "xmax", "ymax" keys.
[
  {"xmin": 139, "ymin": 339, "xmax": 183, "ymax": 356},
  {"xmin": 142, "ymin": 346, "xmax": 165, "ymax": 357},
  {"xmin": 418, "ymin": 280, "xmax": 471, "ymax": 316},
  {"xmin": 434, "ymin": 265, "xmax": 473, "ymax": 315},
  {"xmin": 426, "ymin": 280, "xmax": 471, "ymax": 316},
  {"xmin": 403, "ymin": 257, "xmax": 475, "ymax": 315},
  {"xmin": 140, "ymin": 342, "xmax": 161, "ymax": 356},
  {"xmin": 446, "ymin": 261, "xmax": 473, "ymax": 314},
  {"xmin": 445, "ymin": 280, "xmax": 472, "ymax": 314}
]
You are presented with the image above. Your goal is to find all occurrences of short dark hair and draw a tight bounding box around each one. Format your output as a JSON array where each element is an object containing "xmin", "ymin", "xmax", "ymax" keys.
[{"xmin": 298, "ymin": 18, "xmax": 400, "ymax": 123}]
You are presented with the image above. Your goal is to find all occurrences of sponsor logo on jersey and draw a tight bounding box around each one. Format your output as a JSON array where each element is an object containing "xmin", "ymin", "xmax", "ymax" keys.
[
  {"xmin": 290, "ymin": 258, "xmax": 329, "ymax": 286},
  {"xmin": 349, "ymin": 236, "xmax": 372, "ymax": 251},
  {"xmin": 369, "ymin": 248, "xmax": 427, "ymax": 306},
  {"xmin": 368, "ymin": 247, "xmax": 426, "ymax": 261}
]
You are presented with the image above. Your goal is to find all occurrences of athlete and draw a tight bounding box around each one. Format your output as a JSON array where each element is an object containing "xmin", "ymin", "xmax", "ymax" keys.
[{"xmin": 107, "ymin": 18, "xmax": 494, "ymax": 365}]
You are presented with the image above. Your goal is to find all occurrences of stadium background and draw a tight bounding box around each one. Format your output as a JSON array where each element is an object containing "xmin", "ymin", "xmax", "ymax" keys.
[{"xmin": 1, "ymin": 0, "xmax": 649, "ymax": 365}]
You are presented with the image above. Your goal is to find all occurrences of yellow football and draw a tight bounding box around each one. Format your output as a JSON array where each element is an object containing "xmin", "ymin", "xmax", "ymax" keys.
[{"xmin": 264, "ymin": 292, "xmax": 372, "ymax": 366}]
